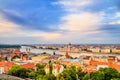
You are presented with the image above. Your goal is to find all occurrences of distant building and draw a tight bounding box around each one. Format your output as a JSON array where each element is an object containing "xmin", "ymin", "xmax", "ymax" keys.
[
  {"xmin": 97, "ymin": 65, "xmax": 108, "ymax": 70},
  {"xmin": 83, "ymin": 56, "xmax": 92, "ymax": 65}
]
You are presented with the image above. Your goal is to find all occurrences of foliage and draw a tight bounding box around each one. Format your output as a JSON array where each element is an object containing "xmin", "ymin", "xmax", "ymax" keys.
[
  {"xmin": 36, "ymin": 75, "xmax": 45, "ymax": 80},
  {"xmin": 8, "ymin": 65, "xmax": 30, "ymax": 78},
  {"xmin": 82, "ymin": 68, "xmax": 120, "ymax": 80},
  {"xmin": 36, "ymin": 64, "xmax": 46, "ymax": 76},
  {"xmin": 76, "ymin": 67, "xmax": 86, "ymax": 79},
  {"xmin": 4, "ymin": 78, "xmax": 8, "ymax": 80},
  {"xmin": 58, "ymin": 66, "xmax": 78, "ymax": 80},
  {"xmin": 28, "ymin": 71, "xmax": 36, "ymax": 79},
  {"xmin": 44, "ymin": 74, "xmax": 56, "ymax": 80},
  {"xmin": 8, "ymin": 64, "xmax": 120, "ymax": 80},
  {"xmin": 36, "ymin": 74, "xmax": 56, "ymax": 80}
]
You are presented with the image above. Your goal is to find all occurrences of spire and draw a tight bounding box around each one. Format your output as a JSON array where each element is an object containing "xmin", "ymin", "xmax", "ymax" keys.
[{"xmin": 65, "ymin": 47, "xmax": 69, "ymax": 58}]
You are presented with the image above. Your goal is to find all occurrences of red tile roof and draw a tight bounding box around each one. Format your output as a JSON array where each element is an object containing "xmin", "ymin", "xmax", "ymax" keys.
[
  {"xmin": 0, "ymin": 61, "xmax": 6, "ymax": 66},
  {"xmin": 90, "ymin": 60, "xmax": 108, "ymax": 65},
  {"xmin": 21, "ymin": 63, "xmax": 36, "ymax": 69}
]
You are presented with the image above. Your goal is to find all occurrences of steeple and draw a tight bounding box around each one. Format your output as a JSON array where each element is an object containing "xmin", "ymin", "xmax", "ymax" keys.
[{"xmin": 65, "ymin": 46, "xmax": 69, "ymax": 58}]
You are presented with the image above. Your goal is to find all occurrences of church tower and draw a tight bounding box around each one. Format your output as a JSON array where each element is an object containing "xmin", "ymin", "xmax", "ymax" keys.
[{"xmin": 65, "ymin": 45, "xmax": 70, "ymax": 58}]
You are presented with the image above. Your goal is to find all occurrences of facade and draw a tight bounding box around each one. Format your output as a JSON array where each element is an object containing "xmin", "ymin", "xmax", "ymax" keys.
[
  {"xmin": 0, "ymin": 61, "xmax": 15, "ymax": 74},
  {"xmin": 45, "ymin": 64, "xmax": 64, "ymax": 76}
]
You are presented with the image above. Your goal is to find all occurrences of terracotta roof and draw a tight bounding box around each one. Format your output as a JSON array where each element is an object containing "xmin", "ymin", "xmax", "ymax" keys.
[
  {"xmin": 21, "ymin": 63, "xmax": 36, "ymax": 69},
  {"xmin": 6, "ymin": 62, "xmax": 15, "ymax": 67},
  {"xmin": 84, "ymin": 65, "xmax": 96, "ymax": 73},
  {"xmin": 0, "ymin": 61, "xmax": 6, "ymax": 66},
  {"xmin": 109, "ymin": 63, "xmax": 120, "ymax": 71},
  {"xmin": 14, "ymin": 50, "xmax": 21, "ymax": 53},
  {"xmin": 90, "ymin": 60, "xmax": 108, "ymax": 65},
  {"xmin": 45, "ymin": 64, "xmax": 62, "ymax": 71}
]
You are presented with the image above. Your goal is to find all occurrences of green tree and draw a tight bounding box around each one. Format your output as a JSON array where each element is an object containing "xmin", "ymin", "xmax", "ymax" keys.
[
  {"xmin": 8, "ymin": 65, "xmax": 21, "ymax": 77},
  {"xmin": 44, "ymin": 74, "xmax": 56, "ymax": 80},
  {"xmin": 36, "ymin": 75, "xmax": 45, "ymax": 80},
  {"xmin": 76, "ymin": 67, "xmax": 86, "ymax": 80},
  {"xmin": 90, "ymin": 71, "xmax": 104, "ymax": 80},
  {"xmin": 99, "ymin": 68, "xmax": 120, "ymax": 80},
  {"xmin": 82, "ymin": 74, "xmax": 91, "ymax": 80},
  {"xmin": 4, "ymin": 78, "xmax": 8, "ymax": 80},
  {"xmin": 111, "ymin": 78, "xmax": 120, "ymax": 80},
  {"xmin": 28, "ymin": 71, "xmax": 36, "ymax": 79},
  {"xmin": 58, "ymin": 66, "xmax": 78, "ymax": 80},
  {"xmin": 8, "ymin": 65, "xmax": 29, "ymax": 78},
  {"xmin": 36, "ymin": 64, "xmax": 46, "ymax": 76},
  {"xmin": 82, "ymin": 68, "xmax": 120, "ymax": 80}
]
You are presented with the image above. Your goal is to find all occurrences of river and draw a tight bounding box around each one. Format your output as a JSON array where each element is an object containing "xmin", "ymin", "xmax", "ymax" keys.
[{"xmin": 20, "ymin": 46, "xmax": 120, "ymax": 58}]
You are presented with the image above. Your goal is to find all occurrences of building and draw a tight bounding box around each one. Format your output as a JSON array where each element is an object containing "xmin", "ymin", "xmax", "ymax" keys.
[
  {"xmin": 83, "ymin": 56, "xmax": 92, "ymax": 65},
  {"xmin": 0, "ymin": 61, "xmax": 15, "ymax": 74},
  {"xmin": 45, "ymin": 64, "xmax": 64, "ymax": 76}
]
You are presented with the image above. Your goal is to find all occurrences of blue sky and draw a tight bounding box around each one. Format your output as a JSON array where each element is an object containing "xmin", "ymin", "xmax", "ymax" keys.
[{"xmin": 0, "ymin": 0, "xmax": 120, "ymax": 44}]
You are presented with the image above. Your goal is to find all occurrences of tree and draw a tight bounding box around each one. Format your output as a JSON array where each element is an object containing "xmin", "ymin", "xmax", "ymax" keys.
[
  {"xmin": 36, "ymin": 75, "xmax": 45, "ymax": 80},
  {"xmin": 90, "ymin": 71, "xmax": 104, "ymax": 80},
  {"xmin": 82, "ymin": 74, "xmax": 91, "ymax": 80},
  {"xmin": 36, "ymin": 63, "xmax": 46, "ymax": 70},
  {"xmin": 99, "ymin": 68, "xmax": 120, "ymax": 80},
  {"xmin": 111, "ymin": 78, "xmax": 120, "ymax": 80},
  {"xmin": 36, "ymin": 64, "xmax": 46, "ymax": 76},
  {"xmin": 8, "ymin": 65, "xmax": 21, "ymax": 76},
  {"xmin": 82, "ymin": 68, "xmax": 120, "ymax": 80},
  {"xmin": 4, "ymin": 78, "xmax": 8, "ymax": 80},
  {"xmin": 44, "ymin": 74, "xmax": 56, "ymax": 80},
  {"xmin": 58, "ymin": 66, "xmax": 78, "ymax": 80},
  {"xmin": 76, "ymin": 67, "xmax": 86, "ymax": 80},
  {"xmin": 28, "ymin": 71, "xmax": 36, "ymax": 79},
  {"xmin": 8, "ymin": 65, "xmax": 29, "ymax": 78}
]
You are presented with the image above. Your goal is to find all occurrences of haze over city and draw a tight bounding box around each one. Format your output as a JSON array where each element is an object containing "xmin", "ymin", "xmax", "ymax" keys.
[{"xmin": 0, "ymin": 0, "xmax": 120, "ymax": 44}]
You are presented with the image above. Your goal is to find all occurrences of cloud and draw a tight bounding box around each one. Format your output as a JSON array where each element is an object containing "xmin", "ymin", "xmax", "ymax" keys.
[
  {"xmin": 28, "ymin": 31, "xmax": 62, "ymax": 39},
  {"xmin": 53, "ymin": 0, "xmax": 103, "ymax": 37},
  {"xmin": 1, "ymin": 9, "xmax": 33, "ymax": 28},
  {"xmin": 109, "ymin": 20, "xmax": 120, "ymax": 25},
  {"xmin": 60, "ymin": 12, "xmax": 102, "ymax": 32},
  {"xmin": 115, "ymin": 12, "xmax": 120, "ymax": 18},
  {"xmin": 0, "ymin": 13, "xmax": 21, "ymax": 33},
  {"xmin": 0, "ymin": 12, "xmax": 62, "ymax": 40},
  {"xmin": 53, "ymin": 0, "xmax": 94, "ymax": 12}
]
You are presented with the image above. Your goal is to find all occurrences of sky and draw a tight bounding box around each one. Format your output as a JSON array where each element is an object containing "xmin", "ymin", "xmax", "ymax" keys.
[{"xmin": 0, "ymin": 0, "xmax": 120, "ymax": 44}]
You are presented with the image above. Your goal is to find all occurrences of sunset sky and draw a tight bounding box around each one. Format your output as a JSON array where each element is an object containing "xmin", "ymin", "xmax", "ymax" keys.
[{"xmin": 0, "ymin": 0, "xmax": 120, "ymax": 44}]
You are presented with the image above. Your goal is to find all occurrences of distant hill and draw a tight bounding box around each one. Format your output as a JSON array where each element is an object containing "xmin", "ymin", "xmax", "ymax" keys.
[{"xmin": 0, "ymin": 44, "xmax": 21, "ymax": 48}]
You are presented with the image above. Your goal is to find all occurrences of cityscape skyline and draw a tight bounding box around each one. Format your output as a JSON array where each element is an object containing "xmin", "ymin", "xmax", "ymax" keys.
[{"xmin": 0, "ymin": 0, "xmax": 120, "ymax": 44}]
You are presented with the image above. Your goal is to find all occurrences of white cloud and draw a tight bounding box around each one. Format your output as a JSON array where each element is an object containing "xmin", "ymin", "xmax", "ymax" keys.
[
  {"xmin": 29, "ymin": 32, "xmax": 62, "ymax": 39},
  {"xmin": 60, "ymin": 12, "xmax": 102, "ymax": 32},
  {"xmin": 108, "ymin": 12, "xmax": 120, "ymax": 25},
  {"xmin": 0, "ymin": 13, "xmax": 26, "ymax": 37},
  {"xmin": 109, "ymin": 20, "xmax": 120, "ymax": 25},
  {"xmin": 115, "ymin": 12, "xmax": 120, "ymax": 18},
  {"xmin": 53, "ymin": 0, "xmax": 94, "ymax": 12},
  {"xmin": 0, "ymin": 13, "xmax": 62, "ymax": 40},
  {"xmin": 51, "ymin": 0, "xmax": 104, "ymax": 41}
]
